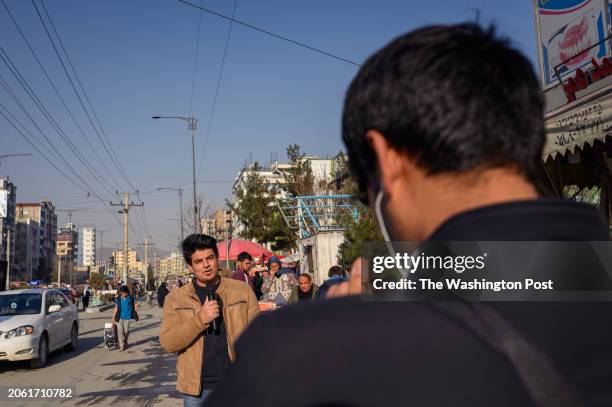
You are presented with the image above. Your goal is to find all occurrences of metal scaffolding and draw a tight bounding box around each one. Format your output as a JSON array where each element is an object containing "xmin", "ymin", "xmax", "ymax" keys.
[{"xmin": 276, "ymin": 195, "xmax": 358, "ymax": 239}]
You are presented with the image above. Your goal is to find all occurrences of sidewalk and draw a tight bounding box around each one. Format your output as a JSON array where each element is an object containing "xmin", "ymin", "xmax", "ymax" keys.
[{"xmin": 66, "ymin": 303, "xmax": 181, "ymax": 406}]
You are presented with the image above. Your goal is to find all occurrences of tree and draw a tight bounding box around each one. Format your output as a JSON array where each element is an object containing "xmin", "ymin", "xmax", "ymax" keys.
[
  {"xmin": 283, "ymin": 144, "xmax": 314, "ymax": 197},
  {"xmin": 183, "ymin": 194, "xmax": 212, "ymax": 234},
  {"xmin": 88, "ymin": 272, "xmax": 105, "ymax": 290},
  {"xmin": 230, "ymin": 162, "xmax": 271, "ymax": 243},
  {"xmin": 337, "ymin": 178, "xmax": 383, "ymax": 269},
  {"xmin": 230, "ymin": 162, "xmax": 296, "ymax": 251}
]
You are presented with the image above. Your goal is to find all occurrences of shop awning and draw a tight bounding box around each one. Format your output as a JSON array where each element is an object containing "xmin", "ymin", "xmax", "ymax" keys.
[{"xmin": 543, "ymin": 85, "xmax": 612, "ymax": 161}]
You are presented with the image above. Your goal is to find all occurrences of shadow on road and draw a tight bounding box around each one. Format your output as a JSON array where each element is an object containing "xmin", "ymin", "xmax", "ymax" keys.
[
  {"xmin": 75, "ymin": 333, "xmax": 180, "ymax": 406},
  {"xmin": 0, "ymin": 337, "xmax": 104, "ymax": 374}
]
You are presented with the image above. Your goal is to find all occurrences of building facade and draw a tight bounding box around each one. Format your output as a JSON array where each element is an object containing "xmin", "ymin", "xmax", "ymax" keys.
[
  {"xmin": 16, "ymin": 202, "xmax": 57, "ymax": 281},
  {"xmin": 112, "ymin": 249, "xmax": 140, "ymax": 272},
  {"xmin": 15, "ymin": 218, "xmax": 39, "ymax": 281},
  {"xmin": 56, "ymin": 224, "xmax": 78, "ymax": 285},
  {"xmin": 0, "ymin": 177, "xmax": 17, "ymax": 286},
  {"xmin": 159, "ymin": 252, "xmax": 187, "ymax": 281},
  {"xmin": 201, "ymin": 209, "xmax": 229, "ymax": 241},
  {"xmin": 78, "ymin": 226, "xmax": 96, "ymax": 267}
]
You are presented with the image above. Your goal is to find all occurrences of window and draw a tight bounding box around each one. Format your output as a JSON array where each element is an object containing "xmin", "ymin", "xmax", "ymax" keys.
[
  {"xmin": 54, "ymin": 292, "xmax": 69, "ymax": 308},
  {"xmin": 45, "ymin": 293, "xmax": 57, "ymax": 313}
]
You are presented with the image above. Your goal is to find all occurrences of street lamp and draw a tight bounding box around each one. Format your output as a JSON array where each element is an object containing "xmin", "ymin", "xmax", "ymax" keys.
[
  {"xmin": 152, "ymin": 115, "xmax": 200, "ymax": 233},
  {"xmin": 157, "ymin": 187, "xmax": 185, "ymax": 244}
]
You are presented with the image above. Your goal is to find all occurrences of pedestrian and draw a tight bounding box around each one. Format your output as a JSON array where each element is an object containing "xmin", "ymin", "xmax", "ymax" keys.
[
  {"xmin": 112, "ymin": 286, "xmax": 138, "ymax": 351},
  {"xmin": 261, "ymin": 256, "xmax": 297, "ymax": 305},
  {"xmin": 315, "ymin": 266, "xmax": 348, "ymax": 300},
  {"xmin": 82, "ymin": 288, "xmax": 90, "ymax": 311},
  {"xmin": 288, "ymin": 273, "xmax": 318, "ymax": 303},
  {"xmin": 159, "ymin": 234, "xmax": 259, "ymax": 405},
  {"xmin": 157, "ymin": 281, "xmax": 169, "ymax": 307},
  {"xmin": 230, "ymin": 252, "xmax": 254, "ymax": 290},
  {"xmin": 250, "ymin": 268, "xmax": 264, "ymax": 300},
  {"xmin": 204, "ymin": 23, "xmax": 612, "ymax": 407}
]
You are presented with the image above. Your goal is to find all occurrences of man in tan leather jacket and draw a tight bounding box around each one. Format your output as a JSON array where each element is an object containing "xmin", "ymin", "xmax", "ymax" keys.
[{"xmin": 160, "ymin": 234, "xmax": 259, "ymax": 406}]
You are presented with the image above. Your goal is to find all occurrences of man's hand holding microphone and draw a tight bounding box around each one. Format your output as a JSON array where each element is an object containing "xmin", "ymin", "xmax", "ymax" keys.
[{"xmin": 198, "ymin": 295, "xmax": 219, "ymax": 326}]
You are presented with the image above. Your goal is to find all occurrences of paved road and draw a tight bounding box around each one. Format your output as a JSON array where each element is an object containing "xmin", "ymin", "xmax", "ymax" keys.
[{"xmin": 0, "ymin": 302, "xmax": 182, "ymax": 407}]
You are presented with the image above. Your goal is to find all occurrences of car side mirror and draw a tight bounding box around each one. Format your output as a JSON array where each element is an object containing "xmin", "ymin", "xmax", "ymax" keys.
[{"xmin": 48, "ymin": 305, "xmax": 61, "ymax": 313}]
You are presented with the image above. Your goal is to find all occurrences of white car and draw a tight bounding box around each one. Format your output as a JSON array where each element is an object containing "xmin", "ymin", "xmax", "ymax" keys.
[{"xmin": 0, "ymin": 289, "xmax": 79, "ymax": 368}]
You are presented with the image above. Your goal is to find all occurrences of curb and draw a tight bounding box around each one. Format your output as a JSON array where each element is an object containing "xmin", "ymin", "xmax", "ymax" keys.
[{"xmin": 86, "ymin": 304, "xmax": 115, "ymax": 313}]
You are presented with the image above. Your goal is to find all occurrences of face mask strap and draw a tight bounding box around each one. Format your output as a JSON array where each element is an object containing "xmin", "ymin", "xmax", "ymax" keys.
[
  {"xmin": 374, "ymin": 189, "xmax": 392, "ymax": 242},
  {"xmin": 375, "ymin": 188, "xmax": 413, "ymax": 279}
]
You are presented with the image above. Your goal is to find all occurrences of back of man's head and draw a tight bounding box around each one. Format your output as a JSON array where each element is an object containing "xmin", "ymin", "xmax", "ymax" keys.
[
  {"xmin": 328, "ymin": 265, "xmax": 346, "ymax": 278},
  {"xmin": 342, "ymin": 23, "xmax": 545, "ymax": 196}
]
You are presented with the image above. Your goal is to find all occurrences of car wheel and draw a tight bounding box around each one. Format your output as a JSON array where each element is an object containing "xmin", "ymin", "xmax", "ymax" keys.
[
  {"xmin": 30, "ymin": 334, "xmax": 48, "ymax": 369},
  {"xmin": 65, "ymin": 323, "xmax": 78, "ymax": 351}
]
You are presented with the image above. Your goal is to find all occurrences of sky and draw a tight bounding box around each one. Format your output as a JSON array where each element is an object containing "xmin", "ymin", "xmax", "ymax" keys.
[{"xmin": 0, "ymin": 0, "xmax": 539, "ymax": 256}]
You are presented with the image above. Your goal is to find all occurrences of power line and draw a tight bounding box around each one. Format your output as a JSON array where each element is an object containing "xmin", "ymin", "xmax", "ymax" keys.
[
  {"xmin": 0, "ymin": 45, "xmax": 116, "ymax": 197},
  {"xmin": 34, "ymin": 0, "xmax": 137, "ymax": 192},
  {"xmin": 0, "ymin": 66, "xmax": 114, "ymax": 198},
  {"xmin": 0, "ymin": 103, "xmax": 123, "ymax": 229},
  {"xmin": 180, "ymin": 0, "xmax": 206, "ymax": 195},
  {"xmin": 197, "ymin": 0, "xmax": 237, "ymax": 180},
  {"xmin": 1, "ymin": 0, "xmax": 124, "ymax": 192},
  {"xmin": 188, "ymin": 0, "xmax": 205, "ymax": 115},
  {"xmin": 176, "ymin": 0, "xmax": 361, "ymax": 67},
  {"xmin": 0, "ymin": 105, "xmax": 89, "ymax": 195}
]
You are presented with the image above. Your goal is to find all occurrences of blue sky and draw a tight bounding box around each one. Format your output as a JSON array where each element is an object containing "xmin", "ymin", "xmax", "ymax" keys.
[{"xmin": 0, "ymin": 0, "xmax": 538, "ymax": 254}]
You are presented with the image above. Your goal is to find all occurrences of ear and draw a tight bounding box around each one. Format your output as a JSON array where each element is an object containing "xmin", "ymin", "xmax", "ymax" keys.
[{"xmin": 366, "ymin": 130, "xmax": 404, "ymax": 193}]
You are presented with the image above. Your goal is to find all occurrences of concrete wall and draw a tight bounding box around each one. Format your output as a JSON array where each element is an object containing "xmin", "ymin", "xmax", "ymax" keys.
[{"xmin": 299, "ymin": 231, "xmax": 344, "ymax": 286}]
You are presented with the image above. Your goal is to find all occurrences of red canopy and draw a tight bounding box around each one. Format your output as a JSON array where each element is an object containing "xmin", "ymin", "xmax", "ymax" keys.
[{"xmin": 217, "ymin": 239, "xmax": 273, "ymax": 261}]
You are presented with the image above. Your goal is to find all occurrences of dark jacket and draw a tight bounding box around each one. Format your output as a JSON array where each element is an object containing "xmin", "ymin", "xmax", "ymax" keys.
[
  {"xmin": 205, "ymin": 199, "xmax": 612, "ymax": 407},
  {"xmin": 157, "ymin": 284, "xmax": 170, "ymax": 307},
  {"xmin": 288, "ymin": 283, "xmax": 319, "ymax": 303}
]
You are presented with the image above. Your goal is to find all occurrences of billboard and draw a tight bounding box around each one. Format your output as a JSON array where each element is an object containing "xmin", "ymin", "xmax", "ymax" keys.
[
  {"xmin": 0, "ymin": 190, "xmax": 7, "ymax": 218},
  {"xmin": 535, "ymin": 0, "xmax": 610, "ymax": 87}
]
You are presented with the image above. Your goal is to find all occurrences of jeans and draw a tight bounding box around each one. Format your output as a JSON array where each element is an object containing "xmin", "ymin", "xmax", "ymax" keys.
[
  {"xmin": 182, "ymin": 389, "xmax": 212, "ymax": 406},
  {"xmin": 116, "ymin": 319, "xmax": 130, "ymax": 348}
]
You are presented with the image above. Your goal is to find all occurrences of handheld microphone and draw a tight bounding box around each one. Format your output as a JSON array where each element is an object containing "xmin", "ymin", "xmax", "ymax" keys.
[{"xmin": 206, "ymin": 290, "xmax": 219, "ymax": 334}]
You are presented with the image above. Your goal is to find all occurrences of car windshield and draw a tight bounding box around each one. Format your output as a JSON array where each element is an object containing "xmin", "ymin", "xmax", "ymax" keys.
[{"xmin": 0, "ymin": 293, "xmax": 42, "ymax": 315}]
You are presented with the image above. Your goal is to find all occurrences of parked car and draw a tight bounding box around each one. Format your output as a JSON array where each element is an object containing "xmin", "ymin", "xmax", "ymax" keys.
[{"xmin": 0, "ymin": 289, "xmax": 79, "ymax": 368}]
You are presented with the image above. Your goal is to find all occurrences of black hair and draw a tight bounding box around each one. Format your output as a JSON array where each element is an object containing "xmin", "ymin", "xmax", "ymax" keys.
[
  {"xmin": 181, "ymin": 234, "xmax": 219, "ymax": 265},
  {"xmin": 120, "ymin": 286, "xmax": 130, "ymax": 294},
  {"xmin": 237, "ymin": 252, "xmax": 253, "ymax": 262},
  {"xmin": 299, "ymin": 273, "xmax": 312, "ymax": 281},
  {"xmin": 342, "ymin": 23, "xmax": 545, "ymax": 198},
  {"xmin": 328, "ymin": 265, "xmax": 346, "ymax": 278}
]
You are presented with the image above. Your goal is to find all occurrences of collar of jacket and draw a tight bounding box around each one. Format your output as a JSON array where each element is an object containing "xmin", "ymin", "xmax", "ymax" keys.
[{"xmin": 186, "ymin": 277, "xmax": 228, "ymax": 303}]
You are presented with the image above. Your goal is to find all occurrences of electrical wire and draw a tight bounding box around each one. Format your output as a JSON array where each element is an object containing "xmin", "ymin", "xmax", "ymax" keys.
[
  {"xmin": 34, "ymin": 0, "xmax": 137, "ymax": 192},
  {"xmin": 196, "ymin": 0, "xmax": 237, "ymax": 180},
  {"xmin": 176, "ymin": 0, "xmax": 361, "ymax": 67},
  {"xmin": 1, "ymin": 0, "xmax": 124, "ymax": 192},
  {"xmin": 0, "ymin": 46, "xmax": 116, "ymax": 197}
]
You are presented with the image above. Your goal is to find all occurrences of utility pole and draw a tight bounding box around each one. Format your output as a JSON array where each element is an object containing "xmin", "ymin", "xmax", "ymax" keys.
[
  {"xmin": 188, "ymin": 116, "xmax": 199, "ymax": 234},
  {"xmin": 225, "ymin": 210, "xmax": 232, "ymax": 271},
  {"xmin": 154, "ymin": 249, "xmax": 158, "ymax": 285},
  {"xmin": 138, "ymin": 239, "xmax": 155, "ymax": 289},
  {"xmin": 152, "ymin": 115, "xmax": 200, "ymax": 233},
  {"xmin": 57, "ymin": 255, "xmax": 61, "ymax": 286},
  {"xmin": 110, "ymin": 192, "xmax": 143, "ymax": 284},
  {"xmin": 5, "ymin": 229, "xmax": 10, "ymax": 290},
  {"xmin": 69, "ymin": 245, "xmax": 73, "ymax": 287}
]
